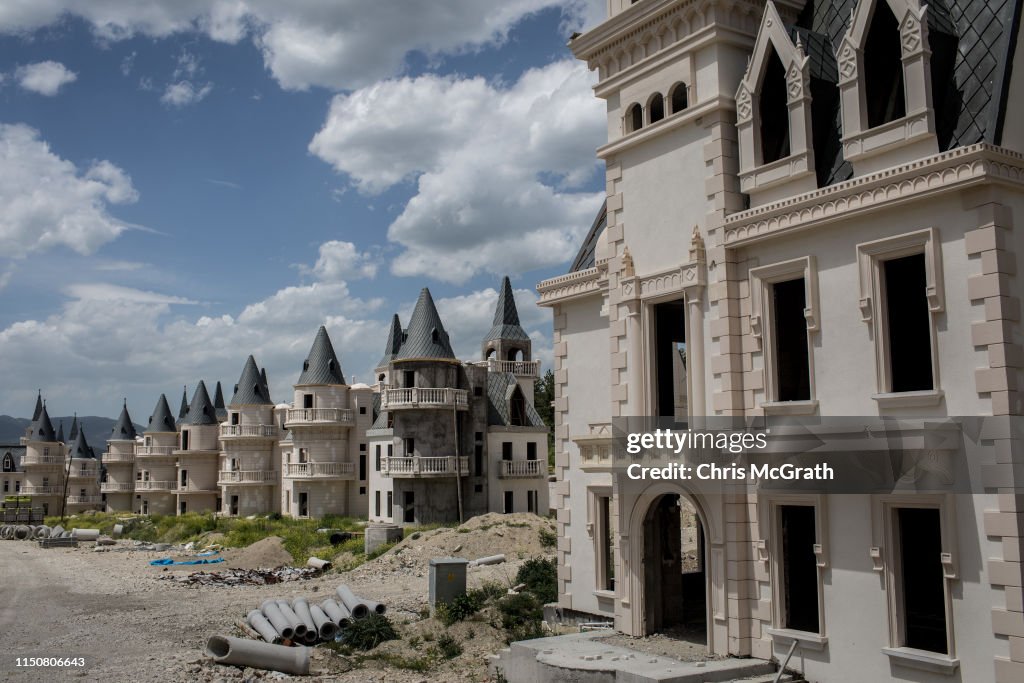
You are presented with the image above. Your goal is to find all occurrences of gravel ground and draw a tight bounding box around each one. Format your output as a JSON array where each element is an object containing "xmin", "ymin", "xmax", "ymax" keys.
[{"xmin": 0, "ymin": 515, "xmax": 556, "ymax": 683}]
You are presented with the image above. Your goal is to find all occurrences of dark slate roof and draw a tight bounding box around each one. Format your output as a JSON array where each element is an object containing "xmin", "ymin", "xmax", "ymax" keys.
[
  {"xmin": 31, "ymin": 391, "xmax": 42, "ymax": 422},
  {"xmin": 231, "ymin": 356, "xmax": 274, "ymax": 406},
  {"xmin": 68, "ymin": 428, "xmax": 94, "ymax": 460},
  {"xmin": 394, "ymin": 288, "xmax": 456, "ymax": 361},
  {"xmin": 570, "ymin": 201, "xmax": 606, "ymax": 272},
  {"xmin": 376, "ymin": 314, "xmax": 404, "ymax": 369},
  {"xmin": 184, "ymin": 380, "xmax": 219, "ymax": 425},
  {"xmin": 297, "ymin": 326, "xmax": 346, "ymax": 385},
  {"xmin": 110, "ymin": 401, "xmax": 137, "ymax": 441},
  {"xmin": 176, "ymin": 386, "xmax": 189, "ymax": 426},
  {"xmin": 69, "ymin": 414, "xmax": 79, "ymax": 441},
  {"xmin": 56, "ymin": 421, "xmax": 64, "ymax": 443},
  {"xmin": 486, "ymin": 373, "xmax": 546, "ymax": 428},
  {"xmin": 484, "ymin": 277, "xmax": 530, "ymax": 343},
  {"xmin": 214, "ymin": 382, "xmax": 227, "ymax": 421},
  {"xmin": 260, "ymin": 368, "xmax": 269, "ymax": 395},
  {"xmin": 147, "ymin": 394, "xmax": 178, "ymax": 433},
  {"xmin": 32, "ymin": 405, "xmax": 56, "ymax": 442}
]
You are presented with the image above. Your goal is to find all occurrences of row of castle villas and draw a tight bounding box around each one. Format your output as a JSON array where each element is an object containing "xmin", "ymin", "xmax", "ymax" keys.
[
  {"xmin": 537, "ymin": 1, "xmax": 1024, "ymax": 682},
  {"xmin": 14, "ymin": 278, "xmax": 549, "ymax": 524}
]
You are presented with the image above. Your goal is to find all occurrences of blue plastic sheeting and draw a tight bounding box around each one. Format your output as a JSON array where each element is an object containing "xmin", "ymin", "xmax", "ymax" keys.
[{"xmin": 149, "ymin": 557, "xmax": 225, "ymax": 566}]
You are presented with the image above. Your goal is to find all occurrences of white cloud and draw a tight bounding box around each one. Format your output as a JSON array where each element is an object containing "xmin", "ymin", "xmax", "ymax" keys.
[
  {"xmin": 301, "ymin": 241, "xmax": 378, "ymax": 282},
  {"xmin": 0, "ymin": 1, "xmax": 603, "ymax": 91},
  {"xmin": 120, "ymin": 51, "xmax": 137, "ymax": 76},
  {"xmin": 95, "ymin": 260, "xmax": 147, "ymax": 272},
  {"xmin": 64, "ymin": 283, "xmax": 198, "ymax": 305},
  {"xmin": 309, "ymin": 60, "xmax": 605, "ymax": 282},
  {"xmin": 15, "ymin": 61, "xmax": 77, "ymax": 96},
  {"xmin": 161, "ymin": 80, "xmax": 212, "ymax": 106},
  {"xmin": 0, "ymin": 123, "xmax": 138, "ymax": 259}
]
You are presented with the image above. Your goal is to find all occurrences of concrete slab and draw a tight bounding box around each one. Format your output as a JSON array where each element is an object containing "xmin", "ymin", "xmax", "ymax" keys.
[{"xmin": 489, "ymin": 632, "xmax": 782, "ymax": 683}]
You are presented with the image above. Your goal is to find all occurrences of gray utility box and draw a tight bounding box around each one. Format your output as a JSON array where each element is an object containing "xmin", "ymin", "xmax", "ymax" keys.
[{"xmin": 429, "ymin": 557, "xmax": 469, "ymax": 614}]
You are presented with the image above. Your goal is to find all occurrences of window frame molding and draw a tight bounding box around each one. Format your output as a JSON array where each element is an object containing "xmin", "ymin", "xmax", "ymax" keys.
[
  {"xmin": 749, "ymin": 256, "xmax": 820, "ymax": 412},
  {"xmin": 587, "ymin": 485, "xmax": 616, "ymax": 596},
  {"xmin": 736, "ymin": 1, "xmax": 817, "ymax": 200},
  {"xmin": 757, "ymin": 493, "xmax": 829, "ymax": 647},
  {"xmin": 871, "ymin": 493, "xmax": 960, "ymax": 673},
  {"xmin": 837, "ymin": 0, "xmax": 938, "ymax": 169},
  {"xmin": 856, "ymin": 227, "xmax": 944, "ymax": 404}
]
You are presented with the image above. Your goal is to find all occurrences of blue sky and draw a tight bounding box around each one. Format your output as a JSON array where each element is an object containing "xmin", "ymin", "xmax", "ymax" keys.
[{"xmin": 0, "ymin": 1, "xmax": 606, "ymax": 419}]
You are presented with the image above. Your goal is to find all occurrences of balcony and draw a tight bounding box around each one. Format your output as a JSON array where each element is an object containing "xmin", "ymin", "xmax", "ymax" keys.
[
  {"xmin": 218, "ymin": 470, "xmax": 279, "ymax": 485},
  {"xmin": 20, "ymin": 485, "xmax": 63, "ymax": 495},
  {"xmin": 219, "ymin": 424, "xmax": 278, "ymax": 440},
  {"xmin": 383, "ymin": 456, "xmax": 470, "ymax": 478},
  {"xmin": 136, "ymin": 445, "xmax": 175, "ymax": 457},
  {"xmin": 381, "ymin": 388, "xmax": 469, "ymax": 411},
  {"xmin": 21, "ymin": 454, "xmax": 64, "ymax": 466},
  {"xmin": 285, "ymin": 408, "xmax": 355, "ymax": 428},
  {"xmin": 100, "ymin": 482, "xmax": 134, "ymax": 493},
  {"xmin": 487, "ymin": 358, "xmax": 541, "ymax": 377},
  {"xmin": 177, "ymin": 484, "xmax": 219, "ymax": 494},
  {"xmin": 284, "ymin": 462, "xmax": 355, "ymax": 479},
  {"xmin": 135, "ymin": 480, "xmax": 176, "ymax": 492},
  {"xmin": 102, "ymin": 452, "xmax": 135, "ymax": 464},
  {"xmin": 68, "ymin": 468, "xmax": 100, "ymax": 480},
  {"xmin": 67, "ymin": 495, "xmax": 103, "ymax": 505},
  {"xmin": 498, "ymin": 459, "xmax": 546, "ymax": 479}
]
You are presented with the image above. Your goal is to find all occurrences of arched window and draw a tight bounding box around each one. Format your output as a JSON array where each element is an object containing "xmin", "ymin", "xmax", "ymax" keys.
[
  {"xmin": 509, "ymin": 387, "xmax": 527, "ymax": 426},
  {"xmin": 431, "ymin": 328, "xmax": 439, "ymax": 343},
  {"xmin": 758, "ymin": 46, "xmax": 790, "ymax": 164},
  {"xmin": 2, "ymin": 453, "xmax": 13, "ymax": 472},
  {"xmin": 648, "ymin": 93, "xmax": 664, "ymax": 123},
  {"xmin": 626, "ymin": 103, "xmax": 643, "ymax": 132},
  {"xmin": 864, "ymin": 0, "xmax": 906, "ymax": 128},
  {"xmin": 377, "ymin": 373, "xmax": 385, "ymax": 382},
  {"xmin": 670, "ymin": 83, "xmax": 688, "ymax": 113}
]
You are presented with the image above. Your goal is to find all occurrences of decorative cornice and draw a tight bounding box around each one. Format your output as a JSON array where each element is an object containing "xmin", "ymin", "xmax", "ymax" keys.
[
  {"xmin": 537, "ymin": 267, "xmax": 604, "ymax": 306},
  {"xmin": 724, "ymin": 144, "xmax": 1024, "ymax": 246}
]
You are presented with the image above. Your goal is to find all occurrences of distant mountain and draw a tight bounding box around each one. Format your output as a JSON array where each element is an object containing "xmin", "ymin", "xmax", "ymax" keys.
[{"xmin": 0, "ymin": 415, "xmax": 145, "ymax": 452}]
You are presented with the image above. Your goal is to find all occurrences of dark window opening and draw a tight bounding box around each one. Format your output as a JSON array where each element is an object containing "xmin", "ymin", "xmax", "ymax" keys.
[
  {"xmin": 375, "ymin": 445, "xmax": 381, "ymax": 472},
  {"xmin": 649, "ymin": 93, "xmax": 664, "ymax": 123},
  {"xmin": 759, "ymin": 46, "xmax": 791, "ymax": 164},
  {"xmin": 599, "ymin": 495, "xmax": 614, "ymax": 591},
  {"xmin": 403, "ymin": 370, "xmax": 415, "ymax": 388},
  {"xmin": 230, "ymin": 495, "xmax": 239, "ymax": 516},
  {"xmin": 474, "ymin": 386, "xmax": 483, "ymax": 397},
  {"xmin": 359, "ymin": 406, "xmax": 367, "ymax": 415},
  {"xmin": 377, "ymin": 373, "xmax": 385, "ymax": 382},
  {"xmin": 375, "ymin": 492, "xmax": 381, "ymax": 517},
  {"xmin": 359, "ymin": 454, "xmax": 367, "ymax": 481},
  {"xmin": 781, "ymin": 505, "xmax": 819, "ymax": 632},
  {"xmin": 510, "ymin": 387, "xmax": 527, "ymax": 426},
  {"xmin": 180, "ymin": 430, "xmax": 189, "ymax": 451},
  {"xmin": 773, "ymin": 278, "xmax": 811, "ymax": 401},
  {"xmin": 670, "ymin": 83, "xmax": 688, "ymax": 113},
  {"xmin": 528, "ymin": 490, "xmax": 537, "ymax": 513},
  {"xmin": 403, "ymin": 491, "xmax": 414, "ymax": 523},
  {"xmin": 475, "ymin": 432, "xmax": 483, "ymax": 442},
  {"xmin": 474, "ymin": 484, "xmax": 483, "ymax": 493},
  {"xmin": 884, "ymin": 254, "xmax": 933, "ymax": 392},
  {"xmin": 864, "ymin": 1, "xmax": 906, "ymax": 128},
  {"xmin": 503, "ymin": 491, "xmax": 514, "ymax": 514},
  {"xmin": 179, "ymin": 501, "xmax": 186, "ymax": 515},
  {"xmin": 431, "ymin": 328, "xmax": 439, "ymax": 343},
  {"xmin": 298, "ymin": 491, "xmax": 308, "ymax": 518},
  {"xmin": 2, "ymin": 454, "xmax": 12, "ymax": 472},
  {"xmin": 898, "ymin": 508, "xmax": 947, "ymax": 653},
  {"xmin": 180, "ymin": 469, "xmax": 188, "ymax": 488},
  {"xmin": 405, "ymin": 438, "xmax": 414, "ymax": 457},
  {"xmin": 474, "ymin": 444, "xmax": 484, "ymax": 475},
  {"xmin": 231, "ymin": 412, "xmax": 240, "ymax": 425},
  {"xmin": 653, "ymin": 300, "xmax": 686, "ymax": 419},
  {"xmin": 387, "ymin": 491, "xmax": 393, "ymax": 518},
  {"xmin": 502, "ymin": 442, "xmax": 513, "ymax": 461},
  {"xmin": 627, "ymin": 103, "xmax": 643, "ymax": 132},
  {"xmin": 527, "ymin": 442, "xmax": 537, "ymax": 461}
]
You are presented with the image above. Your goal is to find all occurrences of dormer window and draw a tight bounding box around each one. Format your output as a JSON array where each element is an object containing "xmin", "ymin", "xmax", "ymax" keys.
[
  {"xmin": 626, "ymin": 103, "xmax": 643, "ymax": 132},
  {"xmin": 647, "ymin": 92, "xmax": 664, "ymax": 124},
  {"xmin": 758, "ymin": 47, "xmax": 790, "ymax": 164},
  {"xmin": 431, "ymin": 328, "xmax": 439, "ymax": 343},
  {"xmin": 863, "ymin": 0, "xmax": 905, "ymax": 128},
  {"xmin": 670, "ymin": 83, "xmax": 688, "ymax": 113}
]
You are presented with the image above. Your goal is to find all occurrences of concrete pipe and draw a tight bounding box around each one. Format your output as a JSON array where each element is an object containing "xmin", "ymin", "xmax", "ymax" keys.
[
  {"xmin": 1, "ymin": 526, "xmax": 12, "ymax": 540},
  {"xmin": 33, "ymin": 525, "xmax": 51, "ymax": 540},
  {"xmin": 205, "ymin": 635, "xmax": 310, "ymax": 676},
  {"xmin": 112, "ymin": 524, "xmax": 124, "ymax": 538},
  {"xmin": 14, "ymin": 526, "xmax": 31, "ymax": 540},
  {"xmin": 259, "ymin": 599, "xmax": 295, "ymax": 641},
  {"xmin": 291, "ymin": 598, "xmax": 317, "ymax": 636},
  {"xmin": 362, "ymin": 599, "xmax": 386, "ymax": 615},
  {"xmin": 301, "ymin": 630, "xmax": 318, "ymax": 646},
  {"xmin": 320, "ymin": 599, "xmax": 352, "ymax": 628},
  {"xmin": 50, "ymin": 525, "xmax": 64, "ymax": 537},
  {"xmin": 246, "ymin": 610, "xmax": 282, "ymax": 645},
  {"xmin": 309, "ymin": 604, "xmax": 339, "ymax": 640},
  {"xmin": 307, "ymin": 557, "xmax": 332, "ymax": 570},
  {"xmin": 71, "ymin": 528, "xmax": 100, "ymax": 541},
  {"xmin": 469, "ymin": 554, "xmax": 506, "ymax": 567},
  {"xmin": 336, "ymin": 585, "xmax": 369, "ymax": 619},
  {"xmin": 275, "ymin": 600, "xmax": 307, "ymax": 638}
]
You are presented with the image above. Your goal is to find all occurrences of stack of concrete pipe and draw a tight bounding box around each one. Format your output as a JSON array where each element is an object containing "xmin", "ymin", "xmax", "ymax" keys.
[
  {"xmin": 0, "ymin": 524, "xmax": 64, "ymax": 540},
  {"xmin": 243, "ymin": 584, "xmax": 385, "ymax": 647}
]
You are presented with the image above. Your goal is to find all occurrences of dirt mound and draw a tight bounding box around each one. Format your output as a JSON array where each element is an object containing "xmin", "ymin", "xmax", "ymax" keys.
[
  {"xmin": 226, "ymin": 536, "xmax": 293, "ymax": 569},
  {"xmin": 348, "ymin": 512, "xmax": 555, "ymax": 581}
]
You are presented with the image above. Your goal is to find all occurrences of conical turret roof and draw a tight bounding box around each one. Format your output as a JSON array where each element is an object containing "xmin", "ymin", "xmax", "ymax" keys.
[
  {"xmin": 68, "ymin": 427, "xmax": 94, "ymax": 460},
  {"xmin": 147, "ymin": 394, "xmax": 177, "ymax": 433},
  {"xmin": 483, "ymin": 276, "xmax": 530, "ymax": 342},
  {"xmin": 395, "ymin": 288, "xmax": 456, "ymax": 361},
  {"xmin": 376, "ymin": 315, "xmax": 403, "ymax": 369},
  {"xmin": 33, "ymin": 404, "xmax": 56, "ymax": 442},
  {"xmin": 56, "ymin": 421, "xmax": 64, "ymax": 443},
  {"xmin": 214, "ymin": 381, "xmax": 227, "ymax": 420},
  {"xmin": 231, "ymin": 357, "xmax": 274, "ymax": 406},
  {"xmin": 297, "ymin": 326, "xmax": 346, "ymax": 385},
  {"xmin": 31, "ymin": 390, "xmax": 42, "ymax": 422},
  {"xmin": 184, "ymin": 380, "xmax": 219, "ymax": 425},
  {"xmin": 176, "ymin": 386, "xmax": 189, "ymax": 426},
  {"xmin": 110, "ymin": 401, "xmax": 137, "ymax": 441}
]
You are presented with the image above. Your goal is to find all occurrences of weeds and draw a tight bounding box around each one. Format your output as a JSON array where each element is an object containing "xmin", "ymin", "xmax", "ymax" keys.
[
  {"xmin": 538, "ymin": 526, "xmax": 557, "ymax": 550},
  {"xmin": 436, "ymin": 633, "xmax": 463, "ymax": 659},
  {"xmin": 342, "ymin": 614, "xmax": 399, "ymax": 650}
]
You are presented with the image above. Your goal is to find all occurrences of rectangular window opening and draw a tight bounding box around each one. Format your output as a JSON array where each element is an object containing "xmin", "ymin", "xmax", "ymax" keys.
[
  {"xmin": 527, "ymin": 442, "xmax": 537, "ymax": 461},
  {"xmin": 403, "ymin": 491, "xmax": 414, "ymax": 523},
  {"xmin": 884, "ymin": 254, "xmax": 933, "ymax": 392},
  {"xmin": 773, "ymin": 278, "xmax": 811, "ymax": 401},
  {"xmin": 780, "ymin": 505, "xmax": 819, "ymax": 633},
  {"xmin": 598, "ymin": 495, "xmax": 614, "ymax": 591},
  {"xmin": 502, "ymin": 442, "xmax": 513, "ymax": 461},
  {"xmin": 503, "ymin": 491, "xmax": 514, "ymax": 514},
  {"xmin": 653, "ymin": 300, "xmax": 687, "ymax": 420},
  {"xmin": 897, "ymin": 507, "xmax": 947, "ymax": 653}
]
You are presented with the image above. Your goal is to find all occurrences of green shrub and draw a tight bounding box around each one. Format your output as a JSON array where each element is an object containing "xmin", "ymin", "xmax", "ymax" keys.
[
  {"xmin": 436, "ymin": 632, "xmax": 463, "ymax": 659},
  {"xmin": 469, "ymin": 581, "xmax": 507, "ymax": 604},
  {"xmin": 538, "ymin": 526, "xmax": 557, "ymax": 550},
  {"xmin": 497, "ymin": 593, "xmax": 545, "ymax": 642},
  {"xmin": 515, "ymin": 557, "xmax": 557, "ymax": 605},
  {"xmin": 435, "ymin": 592, "xmax": 482, "ymax": 626},
  {"xmin": 341, "ymin": 614, "xmax": 398, "ymax": 650}
]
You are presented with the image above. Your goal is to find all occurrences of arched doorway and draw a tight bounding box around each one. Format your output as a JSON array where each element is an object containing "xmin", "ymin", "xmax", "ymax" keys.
[{"xmin": 642, "ymin": 493, "xmax": 707, "ymax": 641}]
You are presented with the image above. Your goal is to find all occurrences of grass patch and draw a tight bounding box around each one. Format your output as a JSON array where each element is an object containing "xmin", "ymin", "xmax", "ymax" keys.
[{"xmin": 436, "ymin": 633, "xmax": 463, "ymax": 659}]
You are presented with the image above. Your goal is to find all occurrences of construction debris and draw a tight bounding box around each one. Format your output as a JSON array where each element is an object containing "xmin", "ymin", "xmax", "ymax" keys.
[{"xmin": 160, "ymin": 566, "xmax": 320, "ymax": 587}]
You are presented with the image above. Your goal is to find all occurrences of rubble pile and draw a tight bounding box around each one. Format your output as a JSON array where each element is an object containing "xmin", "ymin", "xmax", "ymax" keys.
[{"xmin": 160, "ymin": 566, "xmax": 322, "ymax": 587}]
